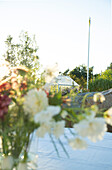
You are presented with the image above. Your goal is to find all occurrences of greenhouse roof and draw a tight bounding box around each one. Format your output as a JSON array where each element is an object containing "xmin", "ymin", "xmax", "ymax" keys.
[{"xmin": 52, "ymin": 75, "xmax": 79, "ymax": 86}]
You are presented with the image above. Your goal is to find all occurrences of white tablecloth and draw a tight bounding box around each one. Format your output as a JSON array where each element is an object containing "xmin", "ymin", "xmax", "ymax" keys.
[{"xmin": 30, "ymin": 128, "xmax": 112, "ymax": 170}]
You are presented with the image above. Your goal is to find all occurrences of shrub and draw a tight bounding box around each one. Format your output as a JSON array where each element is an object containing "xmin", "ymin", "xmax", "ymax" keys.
[{"xmin": 89, "ymin": 78, "xmax": 112, "ymax": 92}]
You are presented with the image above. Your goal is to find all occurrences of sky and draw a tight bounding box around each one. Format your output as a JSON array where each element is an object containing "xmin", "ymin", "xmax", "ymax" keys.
[{"xmin": 0, "ymin": 0, "xmax": 111, "ymax": 74}]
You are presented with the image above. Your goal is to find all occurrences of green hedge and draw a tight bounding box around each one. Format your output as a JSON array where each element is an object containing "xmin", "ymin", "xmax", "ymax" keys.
[{"xmin": 89, "ymin": 78, "xmax": 112, "ymax": 92}]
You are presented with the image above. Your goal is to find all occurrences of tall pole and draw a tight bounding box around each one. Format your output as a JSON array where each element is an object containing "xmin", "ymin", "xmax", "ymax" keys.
[{"xmin": 87, "ymin": 17, "xmax": 91, "ymax": 90}]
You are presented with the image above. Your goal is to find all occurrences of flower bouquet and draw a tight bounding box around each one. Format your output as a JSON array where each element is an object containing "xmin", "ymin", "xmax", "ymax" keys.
[{"xmin": 0, "ymin": 60, "xmax": 112, "ymax": 170}]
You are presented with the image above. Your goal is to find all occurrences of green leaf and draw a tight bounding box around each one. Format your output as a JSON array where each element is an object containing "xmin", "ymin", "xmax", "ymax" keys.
[{"xmin": 49, "ymin": 92, "xmax": 62, "ymax": 105}]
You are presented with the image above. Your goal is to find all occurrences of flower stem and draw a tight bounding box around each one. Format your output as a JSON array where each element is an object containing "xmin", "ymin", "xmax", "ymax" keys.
[{"xmin": 2, "ymin": 121, "xmax": 5, "ymax": 154}]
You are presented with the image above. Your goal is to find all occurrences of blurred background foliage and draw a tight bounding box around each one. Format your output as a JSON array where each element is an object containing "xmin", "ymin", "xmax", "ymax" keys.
[
  {"xmin": 2, "ymin": 31, "xmax": 112, "ymax": 92},
  {"xmin": 62, "ymin": 63, "xmax": 112, "ymax": 92}
]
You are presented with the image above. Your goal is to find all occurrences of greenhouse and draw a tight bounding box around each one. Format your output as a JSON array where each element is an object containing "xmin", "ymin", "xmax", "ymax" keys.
[{"xmin": 51, "ymin": 75, "xmax": 79, "ymax": 91}]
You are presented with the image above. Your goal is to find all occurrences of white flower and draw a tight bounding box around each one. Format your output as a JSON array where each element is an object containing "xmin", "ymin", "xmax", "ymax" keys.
[
  {"xmin": 17, "ymin": 162, "xmax": 28, "ymax": 170},
  {"xmin": 69, "ymin": 137, "xmax": 88, "ymax": 150},
  {"xmin": 47, "ymin": 105, "xmax": 61, "ymax": 116},
  {"xmin": 36, "ymin": 122, "xmax": 52, "ymax": 137},
  {"xmin": 34, "ymin": 106, "xmax": 61, "ymax": 124},
  {"xmin": 104, "ymin": 107, "xmax": 112, "ymax": 126},
  {"xmin": 87, "ymin": 105, "xmax": 98, "ymax": 118},
  {"xmin": 34, "ymin": 109, "xmax": 52, "ymax": 123},
  {"xmin": 44, "ymin": 63, "xmax": 59, "ymax": 83},
  {"xmin": 35, "ymin": 105, "xmax": 61, "ymax": 123},
  {"xmin": 86, "ymin": 110, "xmax": 96, "ymax": 120},
  {"xmin": 93, "ymin": 93, "xmax": 105, "ymax": 103},
  {"xmin": 74, "ymin": 117, "xmax": 107, "ymax": 142},
  {"xmin": 61, "ymin": 110, "xmax": 68, "ymax": 118},
  {"xmin": 85, "ymin": 107, "xmax": 96, "ymax": 120},
  {"xmin": 52, "ymin": 121, "xmax": 65, "ymax": 138},
  {"xmin": 23, "ymin": 88, "xmax": 48, "ymax": 115},
  {"xmin": 1, "ymin": 155, "xmax": 14, "ymax": 170},
  {"xmin": 34, "ymin": 105, "xmax": 61, "ymax": 137},
  {"xmin": 34, "ymin": 106, "xmax": 61, "ymax": 137}
]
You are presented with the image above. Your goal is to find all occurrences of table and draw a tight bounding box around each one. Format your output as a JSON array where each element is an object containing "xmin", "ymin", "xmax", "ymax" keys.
[{"xmin": 30, "ymin": 128, "xmax": 112, "ymax": 170}]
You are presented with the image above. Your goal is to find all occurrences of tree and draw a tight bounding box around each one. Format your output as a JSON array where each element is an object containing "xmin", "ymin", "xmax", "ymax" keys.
[
  {"xmin": 89, "ymin": 68, "xmax": 112, "ymax": 92},
  {"xmin": 69, "ymin": 65, "xmax": 93, "ymax": 89},
  {"xmin": 63, "ymin": 69, "xmax": 69, "ymax": 76},
  {"xmin": 89, "ymin": 78, "xmax": 112, "ymax": 92},
  {"xmin": 107, "ymin": 62, "xmax": 112, "ymax": 70},
  {"xmin": 3, "ymin": 31, "xmax": 39, "ymax": 69},
  {"xmin": 2, "ymin": 31, "xmax": 43, "ymax": 87},
  {"xmin": 100, "ymin": 69, "xmax": 112, "ymax": 80},
  {"xmin": 93, "ymin": 73, "xmax": 100, "ymax": 80}
]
